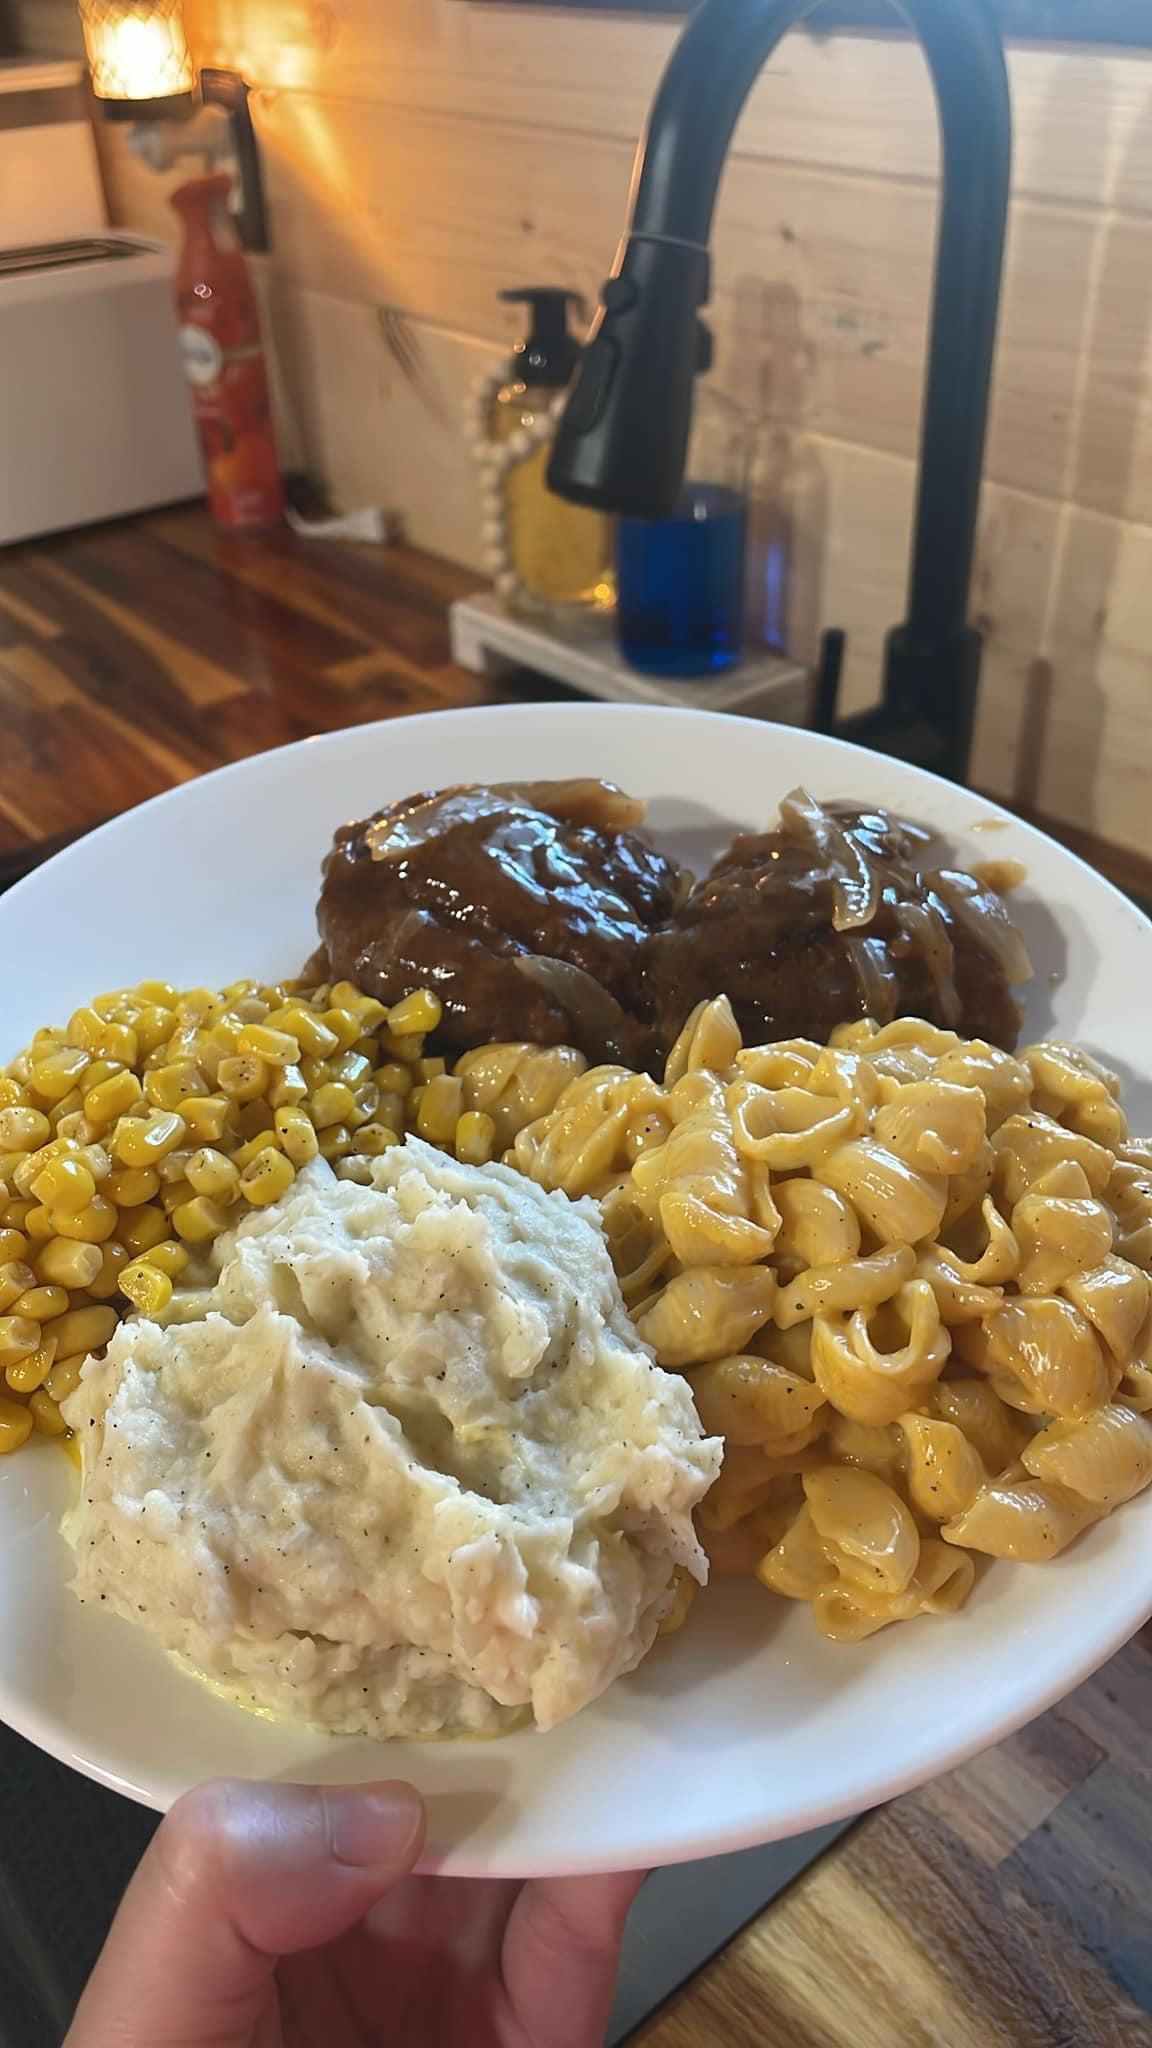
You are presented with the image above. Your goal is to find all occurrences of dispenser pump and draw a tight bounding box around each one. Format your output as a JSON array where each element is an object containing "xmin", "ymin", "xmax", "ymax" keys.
[{"xmin": 499, "ymin": 288, "xmax": 583, "ymax": 390}]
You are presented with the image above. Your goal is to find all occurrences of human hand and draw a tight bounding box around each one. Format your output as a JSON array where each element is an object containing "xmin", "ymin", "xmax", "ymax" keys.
[{"xmin": 65, "ymin": 1778, "xmax": 644, "ymax": 2048}]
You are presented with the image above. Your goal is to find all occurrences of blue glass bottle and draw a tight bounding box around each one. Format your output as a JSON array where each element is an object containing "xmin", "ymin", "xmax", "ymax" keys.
[{"xmin": 615, "ymin": 384, "xmax": 748, "ymax": 678}]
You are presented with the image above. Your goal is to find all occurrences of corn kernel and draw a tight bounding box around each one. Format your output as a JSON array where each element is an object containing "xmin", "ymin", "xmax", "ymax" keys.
[
  {"xmin": 180, "ymin": 1095, "xmax": 232, "ymax": 1143},
  {"xmin": 0, "ymin": 1229, "xmax": 28, "ymax": 1264},
  {"xmin": 88, "ymin": 1240, "xmax": 129, "ymax": 1299},
  {"xmin": 0, "ymin": 1080, "xmax": 25, "ymax": 1110},
  {"xmin": 380, "ymin": 1032, "xmax": 424, "ymax": 1065},
  {"xmin": 455, "ymin": 1110, "xmax": 496, "ymax": 1166},
  {"xmin": 237, "ymin": 1023, "xmax": 299, "ymax": 1066},
  {"xmin": 11, "ymin": 1285, "xmax": 68, "ymax": 1323},
  {"xmin": 238, "ymin": 1149, "xmax": 296, "ymax": 1207},
  {"xmin": 54, "ymin": 1112, "xmax": 93, "ymax": 1144},
  {"xmin": 170, "ymin": 1196, "xmax": 230, "ymax": 1245},
  {"xmin": 44, "ymin": 1352, "xmax": 86, "ymax": 1402},
  {"xmin": 233, "ymin": 1100, "xmax": 272, "ymax": 1142},
  {"xmin": 349, "ymin": 1082, "xmax": 379, "ymax": 1127},
  {"xmin": 374, "ymin": 1091, "xmax": 408, "ymax": 1134},
  {"xmin": 416, "ymin": 1075, "xmax": 464, "ymax": 1145},
  {"xmin": 388, "ymin": 989, "xmax": 443, "ymax": 1036},
  {"xmin": 35, "ymin": 1238, "xmax": 103, "ymax": 1290},
  {"xmin": 316, "ymin": 1124, "xmax": 352, "ymax": 1162},
  {"xmin": 113, "ymin": 1111, "xmax": 187, "ymax": 1167},
  {"xmin": 3, "ymin": 1200, "xmax": 33, "ymax": 1230},
  {"xmin": 160, "ymin": 1179, "xmax": 192, "ymax": 1218},
  {"xmin": 51, "ymin": 1196, "xmax": 118, "ymax": 1243},
  {"xmin": 12, "ymin": 1148, "xmax": 51, "ymax": 1198},
  {"xmin": 6, "ymin": 1338, "xmax": 56, "ymax": 1393},
  {"xmin": 104, "ymin": 1167, "xmax": 161, "ymax": 1207},
  {"xmin": 354, "ymin": 1122, "xmax": 400, "ymax": 1157},
  {"xmin": 278, "ymin": 1007, "xmax": 340, "ymax": 1058},
  {"xmin": 132, "ymin": 1005, "xmax": 174, "ymax": 1055},
  {"xmin": 51, "ymin": 1088, "xmax": 85, "ymax": 1122},
  {"xmin": 274, "ymin": 1107, "xmax": 319, "ymax": 1166},
  {"xmin": 331, "ymin": 1050, "xmax": 373, "ymax": 1088},
  {"xmin": 349, "ymin": 995, "xmax": 389, "ymax": 1034},
  {"xmin": 82, "ymin": 1057, "xmax": 123, "ymax": 1090},
  {"xmin": 96, "ymin": 1022, "xmax": 138, "ymax": 1066},
  {"xmin": 160, "ymin": 1289, "xmax": 213, "ymax": 1325},
  {"xmin": 29, "ymin": 1047, "xmax": 90, "ymax": 1103},
  {"xmin": 50, "ymin": 1304, "xmax": 117, "ymax": 1358},
  {"xmin": 135, "ymin": 980, "xmax": 176, "ymax": 1006},
  {"xmin": 0, "ymin": 1261, "xmax": 36, "ymax": 1312},
  {"xmin": 186, "ymin": 1147, "xmax": 241, "ymax": 1201},
  {"xmin": 415, "ymin": 1056, "xmax": 447, "ymax": 1084},
  {"xmin": 146, "ymin": 1240, "xmax": 188, "ymax": 1279},
  {"xmin": 83, "ymin": 1068, "xmax": 143, "ymax": 1126},
  {"xmin": 335, "ymin": 1157, "xmax": 374, "ymax": 1184},
  {"xmin": 233, "ymin": 1130, "xmax": 280, "ymax": 1171},
  {"xmin": 118, "ymin": 1204, "xmax": 170, "ymax": 1256},
  {"xmin": 25, "ymin": 1205, "xmax": 57, "ymax": 1243},
  {"xmin": 160, "ymin": 1148, "xmax": 195, "ymax": 1185},
  {"xmin": 0, "ymin": 1106, "xmax": 51, "ymax": 1151},
  {"xmin": 144, "ymin": 1062, "xmax": 206, "ymax": 1111},
  {"xmin": 0, "ymin": 1316, "xmax": 42, "ymax": 1361},
  {"xmin": 267, "ymin": 1064, "xmax": 307, "ymax": 1109},
  {"xmin": 0, "ymin": 1396, "xmax": 33, "ymax": 1453},
  {"xmin": 321, "ymin": 1009, "xmax": 362, "ymax": 1054},
  {"xmin": 373, "ymin": 1062, "xmax": 412, "ymax": 1099},
  {"xmin": 66, "ymin": 1006, "xmax": 107, "ymax": 1051},
  {"xmin": 119, "ymin": 1261, "xmax": 173, "ymax": 1317},
  {"xmin": 176, "ymin": 988, "xmax": 217, "ymax": 1025},
  {"xmin": 216, "ymin": 1054, "xmax": 268, "ymax": 1104},
  {"xmin": 31, "ymin": 1156, "xmax": 96, "ymax": 1214},
  {"xmin": 310, "ymin": 1082, "xmax": 356, "ymax": 1130},
  {"xmin": 77, "ymin": 1142, "xmax": 111, "ymax": 1183},
  {"xmin": 29, "ymin": 1390, "xmax": 67, "ymax": 1436}
]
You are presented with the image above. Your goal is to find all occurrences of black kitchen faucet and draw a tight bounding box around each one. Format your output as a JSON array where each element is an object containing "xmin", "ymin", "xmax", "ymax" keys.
[{"xmin": 547, "ymin": 0, "xmax": 1012, "ymax": 784}]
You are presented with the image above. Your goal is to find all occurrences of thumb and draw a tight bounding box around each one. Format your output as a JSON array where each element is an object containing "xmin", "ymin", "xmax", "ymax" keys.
[{"xmin": 66, "ymin": 1777, "xmax": 425, "ymax": 2048}]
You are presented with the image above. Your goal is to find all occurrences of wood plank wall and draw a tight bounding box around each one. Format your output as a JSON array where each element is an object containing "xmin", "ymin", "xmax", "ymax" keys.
[{"xmin": 66, "ymin": 2, "xmax": 1152, "ymax": 855}]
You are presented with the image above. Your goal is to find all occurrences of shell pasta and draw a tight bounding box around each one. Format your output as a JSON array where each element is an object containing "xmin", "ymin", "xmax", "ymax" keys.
[{"xmin": 504, "ymin": 1002, "xmax": 1152, "ymax": 1643}]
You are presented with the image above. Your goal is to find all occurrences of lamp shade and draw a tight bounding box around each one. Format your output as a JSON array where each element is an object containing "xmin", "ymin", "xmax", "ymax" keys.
[{"xmin": 78, "ymin": 0, "xmax": 195, "ymax": 118}]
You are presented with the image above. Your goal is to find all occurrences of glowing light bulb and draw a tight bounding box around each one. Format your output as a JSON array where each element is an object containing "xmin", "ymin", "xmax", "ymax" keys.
[{"xmin": 80, "ymin": 0, "xmax": 194, "ymax": 112}]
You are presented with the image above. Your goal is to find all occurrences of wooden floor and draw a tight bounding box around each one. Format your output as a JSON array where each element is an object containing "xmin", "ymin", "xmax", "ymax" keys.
[
  {"xmin": 640, "ymin": 1622, "xmax": 1152, "ymax": 2047},
  {"xmin": 2, "ymin": 505, "xmax": 1151, "ymax": 2044}
]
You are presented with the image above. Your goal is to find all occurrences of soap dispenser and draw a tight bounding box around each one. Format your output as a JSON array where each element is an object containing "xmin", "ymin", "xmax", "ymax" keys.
[{"xmin": 468, "ymin": 288, "xmax": 613, "ymax": 624}]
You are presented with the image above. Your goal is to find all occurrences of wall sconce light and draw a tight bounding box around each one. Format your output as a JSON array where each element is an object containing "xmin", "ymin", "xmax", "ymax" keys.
[
  {"xmin": 78, "ymin": 0, "xmax": 194, "ymax": 120},
  {"xmin": 77, "ymin": 0, "xmax": 267, "ymax": 250}
]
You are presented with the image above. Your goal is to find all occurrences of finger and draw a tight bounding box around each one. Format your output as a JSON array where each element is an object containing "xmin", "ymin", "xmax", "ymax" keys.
[
  {"xmin": 503, "ymin": 1870, "xmax": 647, "ymax": 2048},
  {"xmin": 66, "ymin": 1778, "xmax": 425, "ymax": 2048}
]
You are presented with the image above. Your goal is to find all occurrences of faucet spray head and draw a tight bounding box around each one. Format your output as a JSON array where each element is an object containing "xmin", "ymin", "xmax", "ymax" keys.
[{"xmin": 547, "ymin": 235, "xmax": 711, "ymax": 519}]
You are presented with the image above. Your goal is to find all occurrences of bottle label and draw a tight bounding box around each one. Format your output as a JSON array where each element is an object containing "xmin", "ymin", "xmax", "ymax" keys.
[{"xmin": 179, "ymin": 324, "xmax": 224, "ymax": 389}]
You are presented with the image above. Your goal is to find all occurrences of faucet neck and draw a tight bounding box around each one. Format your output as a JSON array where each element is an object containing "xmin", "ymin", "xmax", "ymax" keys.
[{"xmin": 552, "ymin": 0, "xmax": 1012, "ymax": 782}]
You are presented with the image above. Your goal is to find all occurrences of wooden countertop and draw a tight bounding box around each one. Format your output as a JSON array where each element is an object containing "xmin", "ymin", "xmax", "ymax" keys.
[
  {"xmin": 3, "ymin": 508, "xmax": 1151, "ymax": 2044},
  {"xmin": 0, "ymin": 506, "xmax": 540, "ymax": 882}
]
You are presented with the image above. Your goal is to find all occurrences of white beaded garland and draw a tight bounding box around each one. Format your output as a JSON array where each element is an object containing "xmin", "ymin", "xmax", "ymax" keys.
[{"xmin": 464, "ymin": 366, "xmax": 569, "ymax": 606}]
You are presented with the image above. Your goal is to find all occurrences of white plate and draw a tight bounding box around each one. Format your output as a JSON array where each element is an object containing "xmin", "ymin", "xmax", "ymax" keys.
[{"xmin": 2, "ymin": 703, "xmax": 1151, "ymax": 1878}]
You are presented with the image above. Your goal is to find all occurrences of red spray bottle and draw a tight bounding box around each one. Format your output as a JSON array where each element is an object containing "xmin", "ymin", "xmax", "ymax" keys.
[{"xmin": 171, "ymin": 172, "xmax": 283, "ymax": 531}]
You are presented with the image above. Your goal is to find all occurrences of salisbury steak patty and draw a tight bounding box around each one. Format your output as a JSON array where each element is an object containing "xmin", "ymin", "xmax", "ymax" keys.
[{"xmin": 314, "ymin": 779, "xmax": 687, "ymax": 1064}]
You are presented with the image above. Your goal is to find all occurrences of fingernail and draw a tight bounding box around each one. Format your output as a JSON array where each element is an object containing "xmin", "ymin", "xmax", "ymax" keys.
[{"xmin": 326, "ymin": 1783, "xmax": 425, "ymax": 1869}]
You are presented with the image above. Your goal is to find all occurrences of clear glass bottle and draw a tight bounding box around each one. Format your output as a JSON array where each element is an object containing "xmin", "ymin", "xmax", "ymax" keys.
[
  {"xmin": 614, "ymin": 380, "xmax": 748, "ymax": 676},
  {"xmin": 490, "ymin": 288, "xmax": 614, "ymax": 621}
]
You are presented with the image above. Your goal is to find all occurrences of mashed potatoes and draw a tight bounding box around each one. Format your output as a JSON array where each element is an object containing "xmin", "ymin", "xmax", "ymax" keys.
[{"xmin": 61, "ymin": 1141, "xmax": 720, "ymax": 1738}]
